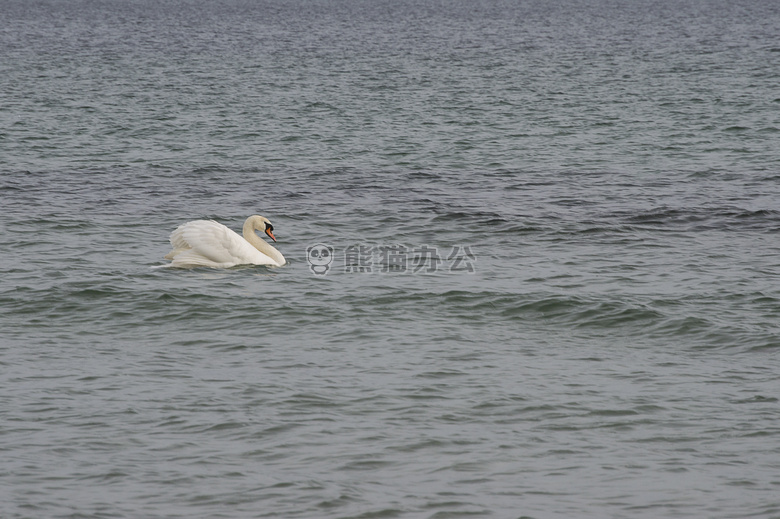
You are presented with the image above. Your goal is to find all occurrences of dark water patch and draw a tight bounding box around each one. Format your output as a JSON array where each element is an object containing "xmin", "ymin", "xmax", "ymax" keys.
[
  {"xmin": 614, "ymin": 206, "xmax": 780, "ymax": 231},
  {"xmin": 495, "ymin": 294, "xmax": 664, "ymax": 327}
]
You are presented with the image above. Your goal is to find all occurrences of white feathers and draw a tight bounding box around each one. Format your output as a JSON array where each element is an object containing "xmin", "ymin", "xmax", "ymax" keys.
[{"xmin": 164, "ymin": 216, "xmax": 285, "ymax": 268}]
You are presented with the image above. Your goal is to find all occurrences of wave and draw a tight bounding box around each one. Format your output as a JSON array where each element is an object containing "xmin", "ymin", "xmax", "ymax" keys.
[
  {"xmin": 426, "ymin": 289, "xmax": 780, "ymax": 351},
  {"xmin": 616, "ymin": 206, "xmax": 780, "ymax": 231}
]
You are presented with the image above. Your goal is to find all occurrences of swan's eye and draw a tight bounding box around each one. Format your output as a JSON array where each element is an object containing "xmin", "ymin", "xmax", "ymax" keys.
[{"xmin": 266, "ymin": 224, "xmax": 274, "ymax": 232}]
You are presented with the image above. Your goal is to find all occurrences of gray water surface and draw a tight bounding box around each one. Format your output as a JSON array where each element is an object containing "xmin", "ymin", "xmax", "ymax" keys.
[{"xmin": 2, "ymin": 1, "xmax": 780, "ymax": 518}]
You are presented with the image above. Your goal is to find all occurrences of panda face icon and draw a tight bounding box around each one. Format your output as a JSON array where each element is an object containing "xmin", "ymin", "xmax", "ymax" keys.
[{"xmin": 307, "ymin": 244, "xmax": 334, "ymax": 275}]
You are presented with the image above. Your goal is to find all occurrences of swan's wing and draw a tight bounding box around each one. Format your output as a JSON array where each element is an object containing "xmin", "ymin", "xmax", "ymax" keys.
[
  {"xmin": 168, "ymin": 223, "xmax": 192, "ymax": 252},
  {"xmin": 168, "ymin": 220, "xmax": 273, "ymax": 267},
  {"xmin": 180, "ymin": 220, "xmax": 257, "ymax": 264}
]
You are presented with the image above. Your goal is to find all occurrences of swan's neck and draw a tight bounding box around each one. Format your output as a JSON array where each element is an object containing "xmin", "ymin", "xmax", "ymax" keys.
[{"xmin": 243, "ymin": 218, "xmax": 285, "ymax": 265}]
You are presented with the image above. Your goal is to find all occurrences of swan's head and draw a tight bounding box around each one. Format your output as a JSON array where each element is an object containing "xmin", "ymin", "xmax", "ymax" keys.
[
  {"xmin": 250, "ymin": 215, "xmax": 277, "ymax": 242},
  {"xmin": 264, "ymin": 222, "xmax": 276, "ymax": 242}
]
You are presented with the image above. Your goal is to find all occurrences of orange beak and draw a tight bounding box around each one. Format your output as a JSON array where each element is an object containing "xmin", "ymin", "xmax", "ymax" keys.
[{"xmin": 265, "ymin": 228, "xmax": 277, "ymax": 242}]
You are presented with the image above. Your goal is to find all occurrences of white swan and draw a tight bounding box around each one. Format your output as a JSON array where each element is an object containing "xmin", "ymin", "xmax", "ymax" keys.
[{"xmin": 164, "ymin": 215, "xmax": 286, "ymax": 268}]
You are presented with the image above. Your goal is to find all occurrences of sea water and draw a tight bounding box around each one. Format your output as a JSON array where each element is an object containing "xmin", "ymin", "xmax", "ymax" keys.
[{"xmin": 1, "ymin": 1, "xmax": 779, "ymax": 517}]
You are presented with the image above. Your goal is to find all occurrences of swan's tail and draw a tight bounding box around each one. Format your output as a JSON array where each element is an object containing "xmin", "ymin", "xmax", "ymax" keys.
[{"xmin": 164, "ymin": 248, "xmax": 186, "ymax": 260}]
